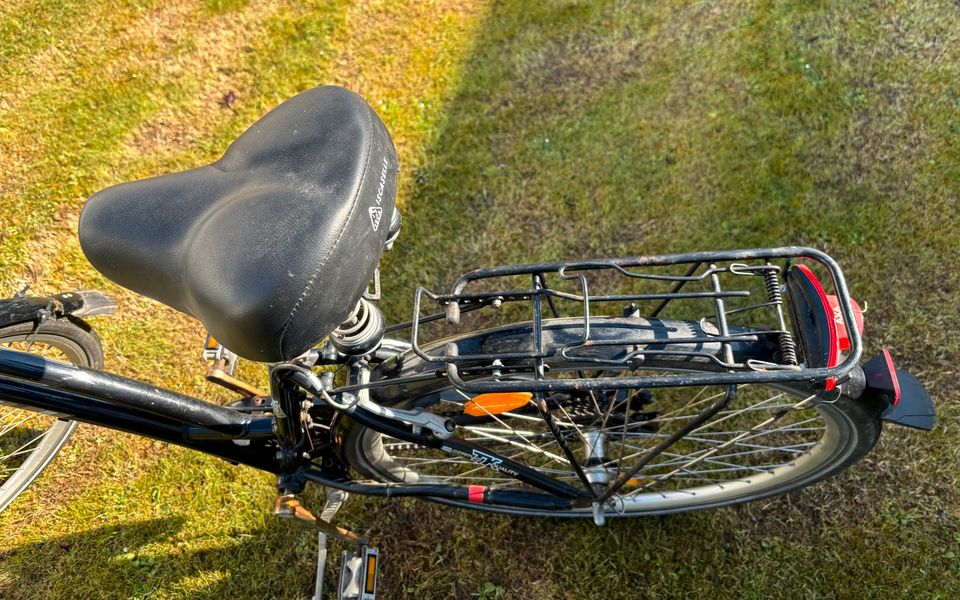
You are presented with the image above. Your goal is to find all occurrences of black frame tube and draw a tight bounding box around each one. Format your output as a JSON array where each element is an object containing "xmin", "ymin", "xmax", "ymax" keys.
[
  {"xmin": 0, "ymin": 347, "xmax": 282, "ymax": 472},
  {"xmin": 0, "ymin": 346, "xmax": 591, "ymax": 504},
  {"xmin": 0, "ymin": 347, "xmax": 251, "ymax": 433}
]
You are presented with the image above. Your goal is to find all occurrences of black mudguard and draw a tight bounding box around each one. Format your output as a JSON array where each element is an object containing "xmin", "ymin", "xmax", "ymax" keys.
[
  {"xmin": 370, "ymin": 316, "xmax": 783, "ymax": 405},
  {"xmin": 0, "ymin": 290, "xmax": 116, "ymax": 328},
  {"xmin": 860, "ymin": 350, "xmax": 936, "ymax": 431}
]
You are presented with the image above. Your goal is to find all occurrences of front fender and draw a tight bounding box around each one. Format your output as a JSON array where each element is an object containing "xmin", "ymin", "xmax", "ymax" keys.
[{"xmin": 0, "ymin": 290, "xmax": 116, "ymax": 328}]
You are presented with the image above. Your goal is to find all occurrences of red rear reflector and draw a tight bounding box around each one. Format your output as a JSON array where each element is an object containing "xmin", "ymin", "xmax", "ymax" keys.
[
  {"xmin": 862, "ymin": 349, "xmax": 902, "ymax": 407},
  {"xmin": 826, "ymin": 295, "xmax": 864, "ymax": 352},
  {"xmin": 882, "ymin": 349, "xmax": 902, "ymax": 406},
  {"xmin": 794, "ymin": 265, "xmax": 840, "ymax": 390}
]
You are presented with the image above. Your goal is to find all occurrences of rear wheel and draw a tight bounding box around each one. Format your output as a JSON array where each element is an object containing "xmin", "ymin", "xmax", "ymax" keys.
[
  {"xmin": 0, "ymin": 318, "xmax": 103, "ymax": 512},
  {"xmin": 343, "ymin": 318, "xmax": 882, "ymax": 517}
]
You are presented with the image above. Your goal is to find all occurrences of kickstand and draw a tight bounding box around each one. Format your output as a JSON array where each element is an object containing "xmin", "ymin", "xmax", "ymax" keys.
[
  {"xmin": 274, "ymin": 488, "xmax": 380, "ymax": 600},
  {"xmin": 315, "ymin": 487, "xmax": 349, "ymax": 600}
]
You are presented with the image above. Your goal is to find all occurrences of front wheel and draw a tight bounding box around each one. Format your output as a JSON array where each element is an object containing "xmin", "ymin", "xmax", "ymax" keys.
[
  {"xmin": 342, "ymin": 317, "xmax": 882, "ymax": 517},
  {"xmin": 0, "ymin": 318, "xmax": 103, "ymax": 513}
]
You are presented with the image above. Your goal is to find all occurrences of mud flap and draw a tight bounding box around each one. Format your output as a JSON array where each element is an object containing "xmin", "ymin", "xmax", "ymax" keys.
[
  {"xmin": 881, "ymin": 370, "xmax": 936, "ymax": 431},
  {"xmin": 862, "ymin": 350, "xmax": 936, "ymax": 431}
]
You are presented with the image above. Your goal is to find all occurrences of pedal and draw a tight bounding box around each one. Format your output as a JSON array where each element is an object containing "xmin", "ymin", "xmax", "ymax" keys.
[
  {"xmin": 338, "ymin": 545, "xmax": 379, "ymax": 600},
  {"xmin": 202, "ymin": 333, "xmax": 268, "ymax": 397},
  {"xmin": 274, "ymin": 490, "xmax": 378, "ymax": 600},
  {"xmin": 202, "ymin": 333, "xmax": 238, "ymax": 374}
]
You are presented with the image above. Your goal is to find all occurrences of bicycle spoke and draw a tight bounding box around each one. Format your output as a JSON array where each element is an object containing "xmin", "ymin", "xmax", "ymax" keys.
[
  {"xmin": 689, "ymin": 393, "xmax": 792, "ymax": 434},
  {"xmin": 465, "ymin": 428, "xmax": 570, "ymax": 465},
  {"xmin": 0, "ymin": 429, "xmax": 51, "ymax": 464},
  {"xmin": 627, "ymin": 400, "xmax": 815, "ymax": 493},
  {"xmin": 365, "ymin": 339, "xmax": 855, "ymax": 516},
  {"xmin": 0, "ymin": 411, "xmax": 39, "ymax": 438},
  {"xmin": 610, "ymin": 437, "xmax": 816, "ymax": 472}
]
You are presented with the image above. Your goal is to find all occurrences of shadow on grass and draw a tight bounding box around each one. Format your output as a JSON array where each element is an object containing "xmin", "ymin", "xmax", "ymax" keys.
[
  {"xmin": 0, "ymin": 517, "xmax": 185, "ymax": 598},
  {"xmin": 351, "ymin": 0, "xmax": 960, "ymax": 597},
  {"xmin": 0, "ymin": 512, "xmax": 332, "ymax": 599}
]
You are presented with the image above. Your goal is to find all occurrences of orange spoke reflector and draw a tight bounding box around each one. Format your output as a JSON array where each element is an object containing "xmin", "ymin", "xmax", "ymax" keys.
[{"xmin": 463, "ymin": 392, "xmax": 533, "ymax": 417}]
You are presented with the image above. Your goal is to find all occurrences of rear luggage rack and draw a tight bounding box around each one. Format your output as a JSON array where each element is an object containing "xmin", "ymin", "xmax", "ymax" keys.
[{"xmin": 409, "ymin": 247, "xmax": 862, "ymax": 393}]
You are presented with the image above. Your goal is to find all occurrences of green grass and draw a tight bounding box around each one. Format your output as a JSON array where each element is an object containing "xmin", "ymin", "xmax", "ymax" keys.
[{"xmin": 2, "ymin": 0, "xmax": 960, "ymax": 598}]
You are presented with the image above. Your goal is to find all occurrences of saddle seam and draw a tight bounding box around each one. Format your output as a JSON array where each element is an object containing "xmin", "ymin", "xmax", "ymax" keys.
[{"xmin": 277, "ymin": 105, "xmax": 375, "ymax": 358}]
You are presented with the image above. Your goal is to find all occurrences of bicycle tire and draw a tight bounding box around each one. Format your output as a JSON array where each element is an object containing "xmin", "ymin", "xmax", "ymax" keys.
[
  {"xmin": 0, "ymin": 317, "xmax": 103, "ymax": 513},
  {"xmin": 342, "ymin": 317, "xmax": 882, "ymax": 517}
]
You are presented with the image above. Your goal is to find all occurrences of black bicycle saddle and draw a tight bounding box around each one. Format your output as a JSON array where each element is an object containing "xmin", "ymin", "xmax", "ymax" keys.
[{"xmin": 79, "ymin": 85, "xmax": 399, "ymax": 362}]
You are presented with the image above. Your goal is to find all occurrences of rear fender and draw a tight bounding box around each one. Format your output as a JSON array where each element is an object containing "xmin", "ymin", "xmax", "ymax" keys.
[
  {"xmin": 859, "ymin": 349, "xmax": 936, "ymax": 431},
  {"xmin": 0, "ymin": 290, "xmax": 116, "ymax": 328}
]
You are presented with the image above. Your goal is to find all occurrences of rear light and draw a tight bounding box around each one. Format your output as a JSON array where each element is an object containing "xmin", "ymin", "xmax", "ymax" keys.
[
  {"xmin": 787, "ymin": 264, "xmax": 865, "ymax": 391},
  {"xmin": 787, "ymin": 265, "xmax": 865, "ymax": 391},
  {"xmin": 826, "ymin": 295, "xmax": 864, "ymax": 352}
]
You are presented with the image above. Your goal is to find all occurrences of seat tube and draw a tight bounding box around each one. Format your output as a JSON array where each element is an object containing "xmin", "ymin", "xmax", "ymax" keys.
[{"xmin": 269, "ymin": 371, "xmax": 307, "ymax": 466}]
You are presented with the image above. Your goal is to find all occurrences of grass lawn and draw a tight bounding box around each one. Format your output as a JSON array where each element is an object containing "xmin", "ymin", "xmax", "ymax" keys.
[{"xmin": 1, "ymin": 0, "xmax": 959, "ymax": 598}]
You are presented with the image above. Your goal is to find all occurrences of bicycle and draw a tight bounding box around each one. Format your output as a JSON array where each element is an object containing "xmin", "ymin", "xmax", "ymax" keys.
[{"xmin": 0, "ymin": 85, "xmax": 936, "ymax": 598}]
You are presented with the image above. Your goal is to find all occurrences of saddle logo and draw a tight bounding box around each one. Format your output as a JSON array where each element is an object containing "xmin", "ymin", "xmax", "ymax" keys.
[
  {"xmin": 368, "ymin": 155, "xmax": 389, "ymax": 232},
  {"xmin": 375, "ymin": 155, "xmax": 388, "ymax": 207},
  {"xmin": 368, "ymin": 206, "xmax": 383, "ymax": 231}
]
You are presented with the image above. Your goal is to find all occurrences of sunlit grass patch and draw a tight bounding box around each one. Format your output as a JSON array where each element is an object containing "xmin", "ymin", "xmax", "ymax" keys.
[{"xmin": 0, "ymin": 0, "xmax": 958, "ymax": 598}]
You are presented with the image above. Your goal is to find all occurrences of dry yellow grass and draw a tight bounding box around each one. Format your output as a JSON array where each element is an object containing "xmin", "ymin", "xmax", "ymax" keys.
[
  {"xmin": 0, "ymin": 2, "xmax": 488, "ymax": 597},
  {"xmin": 328, "ymin": 0, "xmax": 485, "ymax": 206}
]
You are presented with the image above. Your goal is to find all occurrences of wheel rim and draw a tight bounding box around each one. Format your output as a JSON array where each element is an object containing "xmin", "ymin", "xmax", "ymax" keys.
[
  {"xmin": 356, "ymin": 370, "xmax": 855, "ymax": 514},
  {"xmin": 0, "ymin": 332, "xmax": 84, "ymax": 506}
]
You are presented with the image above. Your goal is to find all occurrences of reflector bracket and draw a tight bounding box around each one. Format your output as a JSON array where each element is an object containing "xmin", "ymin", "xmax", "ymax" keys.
[{"xmin": 882, "ymin": 348, "xmax": 901, "ymax": 406}]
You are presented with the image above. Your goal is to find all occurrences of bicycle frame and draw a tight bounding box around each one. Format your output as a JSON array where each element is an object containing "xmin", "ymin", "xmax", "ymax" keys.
[
  {"xmin": 0, "ymin": 346, "xmax": 281, "ymax": 471},
  {"xmin": 0, "ymin": 343, "xmax": 579, "ymax": 511},
  {"xmin": 0, "ymin": 246, "xmax": 930, "ymax": 514}
]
